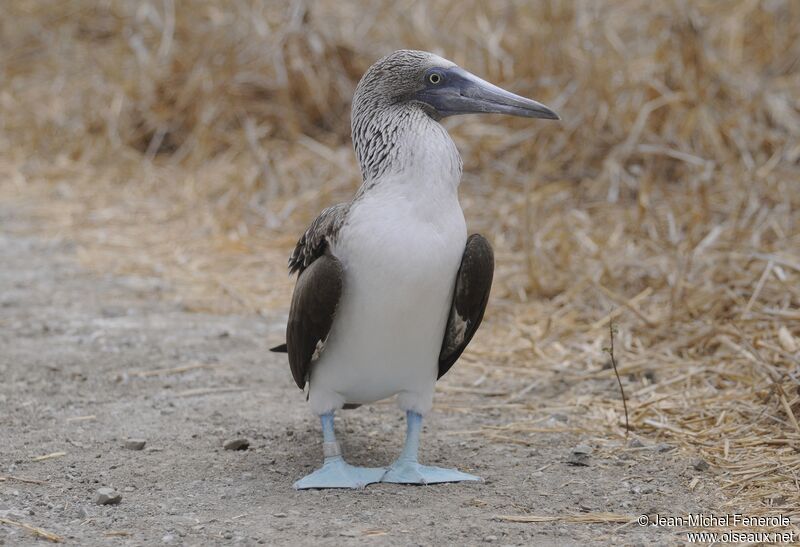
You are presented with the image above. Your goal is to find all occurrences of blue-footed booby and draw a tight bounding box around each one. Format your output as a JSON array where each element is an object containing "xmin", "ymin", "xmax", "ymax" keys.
[{"xmin": 272, "ymin": 50, "xmax": 559, "ymax": 489}]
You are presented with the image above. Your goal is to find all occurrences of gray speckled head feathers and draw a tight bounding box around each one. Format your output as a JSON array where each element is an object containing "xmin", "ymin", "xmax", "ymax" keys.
[
  {"xmin": 352, "ymin": 50, "xmax": 452, "ymax": 110},
  {"xmin": 351, "ymin": 50, "xmax": 454, "ymax": 181}
]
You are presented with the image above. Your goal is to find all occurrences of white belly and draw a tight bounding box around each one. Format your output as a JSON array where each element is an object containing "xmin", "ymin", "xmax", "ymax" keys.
[{"xmin": 308, "ymin": 184, "xmax": 467, "ymax": 415}]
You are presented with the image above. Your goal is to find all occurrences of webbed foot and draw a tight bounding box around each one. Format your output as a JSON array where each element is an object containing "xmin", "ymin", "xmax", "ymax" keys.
[
  {"xmin": 294, "ymin": 456, "xmax": 385, "ymax": 490},
  {"xmin": 380, "ymin": 459, "xmax": 482, "ymax": 484}
]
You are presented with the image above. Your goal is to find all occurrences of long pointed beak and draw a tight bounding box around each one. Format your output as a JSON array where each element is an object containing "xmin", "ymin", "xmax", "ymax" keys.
[{"xmin": 416, "ymin": 67, "xmax": 560, "ymax": 120}]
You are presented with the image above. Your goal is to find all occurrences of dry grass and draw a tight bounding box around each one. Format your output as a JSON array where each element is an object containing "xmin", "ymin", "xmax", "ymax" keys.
[
  {"xmin": 2, "ymin": 0, "xmax": 799, "ymax": 519},
  {"xmin": 494, "ymin": 513, "xmax": 633, "ymax": 524},
  {"xmin": 0, "ymin": 518, "xmax": 63, "ymax": 543}
]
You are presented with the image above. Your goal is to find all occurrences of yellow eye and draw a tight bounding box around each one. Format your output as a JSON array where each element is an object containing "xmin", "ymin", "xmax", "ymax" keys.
[{"xmin": 428, "ymin": 73, "xmax": 442, "ymax": 85}]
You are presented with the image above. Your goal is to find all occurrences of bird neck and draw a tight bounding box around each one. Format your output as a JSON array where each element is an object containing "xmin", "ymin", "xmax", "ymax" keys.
[{"xmin": 351, "ymin": 104, "xmax": 463, "ymax": 188}]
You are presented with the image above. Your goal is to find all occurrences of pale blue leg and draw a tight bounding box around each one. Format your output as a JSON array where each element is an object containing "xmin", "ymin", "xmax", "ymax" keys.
[
  {"xmin": 381, "ymin": 411, "xmax": 482, "ymax": 484},
  {"xmin": 293, "ymin": 413, "xmax": 385, "ymax": 490}
]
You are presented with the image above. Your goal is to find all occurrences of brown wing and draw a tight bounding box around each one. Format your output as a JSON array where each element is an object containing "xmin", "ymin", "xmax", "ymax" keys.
[
  {"xmin": 286, "ymin": 254, "xmax": 343, "ymax": 389},
  {"xmin": 438, "ymin": 234, "xmax": 494, "ymax": 379},
  {"xmin": 280, "ymin": 203, "xmax": 350, "ymax": 389},
  {"xmin": 289, "ymin": 203, "xmax": 349, "ymax": 275}
]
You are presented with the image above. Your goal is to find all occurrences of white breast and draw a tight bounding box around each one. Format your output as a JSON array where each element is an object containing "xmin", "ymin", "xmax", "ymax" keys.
[{"xmin": 307, "ymin": 121, "xmax": 467, "ymax": 415}]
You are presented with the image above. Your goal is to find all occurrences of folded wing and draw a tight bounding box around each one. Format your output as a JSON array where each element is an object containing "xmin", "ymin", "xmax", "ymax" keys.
[
  {"xmin": 283, "ymin": 203, "xmax": 350, "ymax": 389},
  {"xmin": 438, "ymin": 234, "xmax": 494, "ymax": 379}
]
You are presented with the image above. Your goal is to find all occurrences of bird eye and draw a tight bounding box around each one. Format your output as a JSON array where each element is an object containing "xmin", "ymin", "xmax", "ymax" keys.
[{"xmin": 428, "ymin": 72, "xmax": 442, "ymax": 85}]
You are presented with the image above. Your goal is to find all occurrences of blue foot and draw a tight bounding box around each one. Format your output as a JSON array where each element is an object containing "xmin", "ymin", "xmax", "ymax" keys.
[
  {"xmin": 293, "ymin": 456, "xmax": 386, "ymax": 490},
  {"xmin": 381, "ymin": 459, "xmax": 482, "ymax": 485}
]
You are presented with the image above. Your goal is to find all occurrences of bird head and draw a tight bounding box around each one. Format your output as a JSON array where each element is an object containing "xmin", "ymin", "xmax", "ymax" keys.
[{"xmin": 352, "ymin": 50, "xmax": 560, "ymax": 122}]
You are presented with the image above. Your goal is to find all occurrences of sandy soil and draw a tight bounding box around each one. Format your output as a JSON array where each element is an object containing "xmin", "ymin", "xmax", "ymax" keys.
[{"xmin": 0, "ymin": 205, "xmax": 723, "ymax": 546}]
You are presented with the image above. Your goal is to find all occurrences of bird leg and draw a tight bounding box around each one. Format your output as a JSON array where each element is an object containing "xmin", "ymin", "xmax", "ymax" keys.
[
  {"xmin": 293, "ymin": 412, "xmax": 385, "ymax": 490},
  {"xmin": 381, "ymin": 411, "xmax": 482, "ymax": 484}
]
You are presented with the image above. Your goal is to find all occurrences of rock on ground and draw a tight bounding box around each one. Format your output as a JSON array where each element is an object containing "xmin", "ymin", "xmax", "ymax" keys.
[
  {"xmin": 124, "ymin": 439, "xmax": 147, "ymax": 451},
  {"xmin": 95, "ymin": 488, "xmax": 122, "ymax": 506}
]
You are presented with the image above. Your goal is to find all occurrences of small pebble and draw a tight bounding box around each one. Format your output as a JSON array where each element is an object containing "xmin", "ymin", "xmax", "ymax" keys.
[
  {"xmin": 567, "ymin": 444, "xmax": 592, "ymax": 466},
  {"xmin": 656, "ymin": 443, "xmax": 675, "ymax": 453},
  {"xmin": 223, "ymin": 439, "xmax": 250, "ymax": 451},
  {"xmin": 124, "ymin": 438, "xmax": 146, "ymax": 451},
  {"xmin": 162, "ymin": 533, "xmax": 175, "ymax": 543},
  {"xmin": 628, "ymin": 438, "xmax": 644, "ymax": 448},
  {"xmin": 484, "ymin": 535, "xmax": 497, "ymax": 542},
  {"xmin": 692, "ymin": 458, "xmax": 709, "ymax": 471},
  {"xmin": 572, "ymin": 444, "xmax": 593, "ymax": 455},
  {"xmin": 95, "ymin": 487, "xmax": 122, "ymax": 505}
]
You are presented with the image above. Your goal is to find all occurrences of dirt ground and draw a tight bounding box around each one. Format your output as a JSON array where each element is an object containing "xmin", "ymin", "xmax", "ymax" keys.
[{"xmin": 1, "ymin": 203, "xmax": 724, "ymax": 546}]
